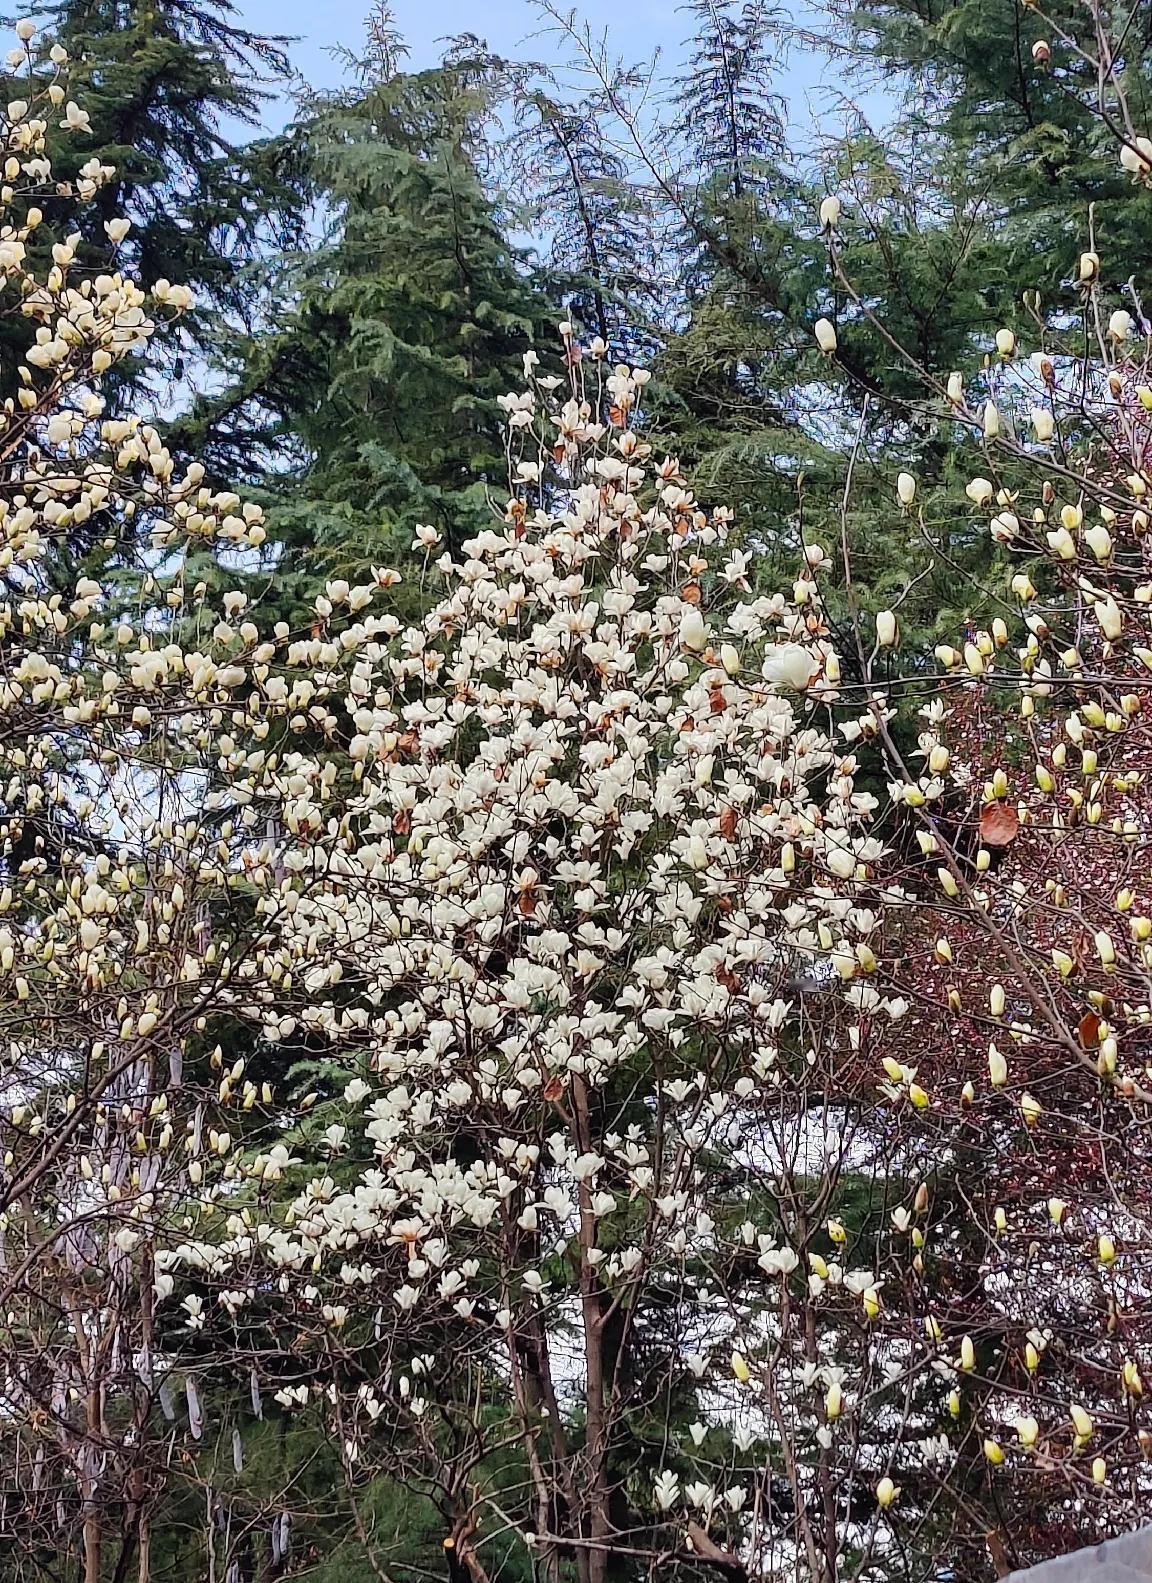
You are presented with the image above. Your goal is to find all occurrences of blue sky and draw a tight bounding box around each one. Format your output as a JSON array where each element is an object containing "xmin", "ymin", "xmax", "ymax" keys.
[{"xmin": 234, "ymin": 0, "xmax": 889, "ymax": 141}]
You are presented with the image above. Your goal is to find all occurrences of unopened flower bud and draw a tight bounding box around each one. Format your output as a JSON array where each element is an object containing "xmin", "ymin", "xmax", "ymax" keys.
[
  {"xmin": 988, "ymin": 1044, "xmax": 1008, "ymax": 1086},
  {"xmin": 1084, "ymin": 522, "xmax": 1113, "ymax": 561},
  {"xmin": 876, "ymin": 610, "xmax": 899, "ymax": 647},
  {"xmin": 1120, "ymin": 136, "xmax": 1152, "ymax": 177},
  {"xmin": 995, "ymin": 328, "xmax": 1016, "ymax": 359},
  {"xmin": 814, "ymin": 318, "xmax": 837, "ymax": 355},
  {"xmin": 679, "ymin": 607, "xmax": 706, "ymax": 652}
]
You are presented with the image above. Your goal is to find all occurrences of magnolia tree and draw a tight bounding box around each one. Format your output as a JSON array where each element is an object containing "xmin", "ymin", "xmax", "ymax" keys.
[
  {"xmin": 0, "ymin": 29, "xmax": 405, "ymax": 1582},
  {"xmin": 154, "ymin": 343, "xmax": 931, "ymax": 1583},
  {"xmin": 799, "ymin": 12, "xmax": 1152, "ymax": 1566},
  {"xmin": 812, "ymin": 406, "xmax": 1152, "ymax": 1576}
]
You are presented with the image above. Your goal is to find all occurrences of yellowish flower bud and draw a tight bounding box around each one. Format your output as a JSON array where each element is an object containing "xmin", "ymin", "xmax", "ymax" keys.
[
  {"xmin": 1084, "ymin": 522, "xmax": 1113, "ymax": 561},
  {"xmin": 1070, "ymin": 1403, "xmax": 1093, "ymax": 1442},
  {"xmin": 814, "ymin": 318, "xmax": 837, "ymax": 355},
  {"xmin": 875, "ymin": 1477, "xmax": 898, "ymax": 1509},
  {"xmin": 1095, "ymin": 596, "xmax": 1123, "ymax": 641},
  {"xmin": 679, "ymin": 606, "xmax": 707, "ymax": 651}
]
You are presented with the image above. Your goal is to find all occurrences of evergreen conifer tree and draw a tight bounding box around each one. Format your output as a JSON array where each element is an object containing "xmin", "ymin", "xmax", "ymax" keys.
[
  {"xmin": 200, "ymin": 8, "xmax": 554, "ymax": 626},
  {"xmin": 510, "ymin": 79, "xmax": 662, "ymax": 360},
  {"xmin": 826, "ymin": 0, "xmax": 1152, "ymax": 310}
]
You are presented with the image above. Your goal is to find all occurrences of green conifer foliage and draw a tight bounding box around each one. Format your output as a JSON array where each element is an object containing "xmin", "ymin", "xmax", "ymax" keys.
[
  {"xmin": 207, "ymin": 12, "xmax": 554, "ymax": 625},
  {"xmin": 826, "ymin": 0, "xmax": 1152, "ymax": 301}
]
